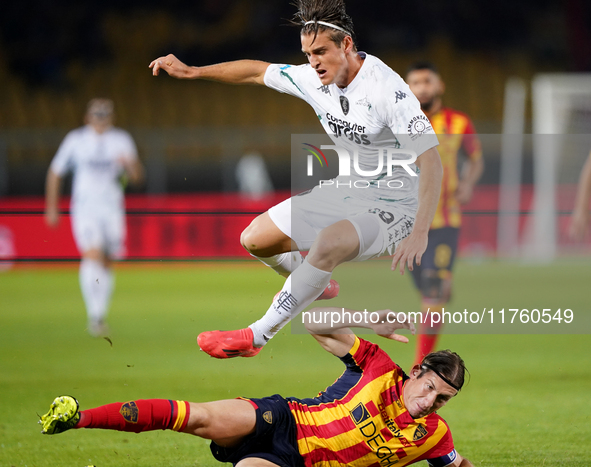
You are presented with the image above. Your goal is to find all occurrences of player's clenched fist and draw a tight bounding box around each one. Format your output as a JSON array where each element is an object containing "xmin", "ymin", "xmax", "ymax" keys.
[{"xmin": 149, "ymin": 54, "xmax": 195, "ymax": 79}]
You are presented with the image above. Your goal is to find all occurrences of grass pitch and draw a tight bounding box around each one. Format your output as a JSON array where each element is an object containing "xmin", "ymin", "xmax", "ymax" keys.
[{"xmin": 1, "ymin": 259, "xmax": 590, "ymax": 466}]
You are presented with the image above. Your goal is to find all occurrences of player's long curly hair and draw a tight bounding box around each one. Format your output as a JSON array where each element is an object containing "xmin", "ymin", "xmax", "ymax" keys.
[{"xmin": 291, "ymin": 0, "xmax": 356, "ymax": 48}]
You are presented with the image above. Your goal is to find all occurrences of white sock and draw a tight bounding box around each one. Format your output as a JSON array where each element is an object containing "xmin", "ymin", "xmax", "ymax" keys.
[
  {"xmin": 249, "ymin": 259, "xmax": 331, "ymax": 346},
  {"xmin": 79, "ymin": 259, "xmax": 114, "ymax": 323},
  {"xmin": 252, "ymin": 251, "xmax": 304, "ymax": 276}
]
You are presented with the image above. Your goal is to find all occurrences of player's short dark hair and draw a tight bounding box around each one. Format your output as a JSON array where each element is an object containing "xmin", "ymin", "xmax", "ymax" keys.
[
  {"xmin": 407, "ymin": 61, "xmax": 439, "ymax": 75},
  {"xmin": 418, "ymin": 349, "xmax": 467, "ymax": 392},
  {"xmin": 292, "ymin": 0, "xmax": 356, "ymax": 49}
]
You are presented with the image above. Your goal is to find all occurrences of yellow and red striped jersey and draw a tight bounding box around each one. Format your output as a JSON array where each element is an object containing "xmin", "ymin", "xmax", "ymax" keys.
[
  {"xmin": 287, "ymin": 337, "xmax": 456, "ymax": 467},
  {"xmin": 429, "ymin": 108, "xmax": 482, "ymax": 229}
]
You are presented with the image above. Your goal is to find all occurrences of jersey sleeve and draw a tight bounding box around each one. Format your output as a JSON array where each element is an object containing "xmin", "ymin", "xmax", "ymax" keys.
[
  {"xmin": 461, "ymin": 117, "xmax": 482, "ymax": 161},
  {"xmin": 49, "ymin": 131, "xmax": 77, "ymax": 176},
  {"xmin": 263, "ymin": 63, "xmax": 309, "ymax": 102},
  {"xmin": 339, "ymin": 337, "xmax": 396, "ymax": 372},
  {"xmin": 375, "ymin": 78, "xmax": 439, "ymax": 157},
  {"xmin": 424, "ymin": 423, "xmax": 457, "ymax": 467},
  {"xmin": 118, "ymin": 130, "xmax": 139, "ymax": 162}
]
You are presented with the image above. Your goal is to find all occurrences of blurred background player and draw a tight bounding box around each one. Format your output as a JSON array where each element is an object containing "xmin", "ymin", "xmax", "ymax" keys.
[
  {"xmin": 150, "ymin": 0, "xmax": 443, "ymax": 359},
  {"xmin": 45, "ymin": 99, "xmax": 144, "ymax": 337},
  {"xmin": 569, "ymin": 150, "xmax": 591, "ymax": 241},
  {"xmin": 406, "ymin": 62, "xmax": 484, "ymax": 365}
]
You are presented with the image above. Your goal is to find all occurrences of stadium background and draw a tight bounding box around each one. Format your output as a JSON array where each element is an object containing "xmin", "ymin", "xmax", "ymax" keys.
[{"xmin": 1, "ymin": 1, "xmax": 590, "ymax": 466}]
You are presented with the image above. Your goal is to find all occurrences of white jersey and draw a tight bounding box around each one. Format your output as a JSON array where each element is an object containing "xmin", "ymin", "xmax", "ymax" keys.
[
  {"xmin": 264, "ymin": 53, "xmax": 438, "ymax": 204},
  {"xmin": 50, "ymin": 125, "xmax": 138, "ymax": 214}
]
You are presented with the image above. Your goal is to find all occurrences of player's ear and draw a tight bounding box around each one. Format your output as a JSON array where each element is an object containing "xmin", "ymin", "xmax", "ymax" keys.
[
  {"xmin": 343, "ymin": 35, "xmax": 354, "ymax": 53},
  {"xmin": 409, "ymin": 364, "xmax": 421, "ymax": 379},
  {"xmin": 437, "ymin": 77, "xmax": 446, "ymax": 96}
]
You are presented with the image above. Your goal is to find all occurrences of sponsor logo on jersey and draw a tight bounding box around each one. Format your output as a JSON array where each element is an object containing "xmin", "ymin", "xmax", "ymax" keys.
[
  {"xmin": 413, "ymin": 424, "xmax": 428, "ymax": 441},
  {"xmin": 351, "ymin": 403, "xmax": 371, "ymax": 425},
  {"xmin": 325, "ymin": 113, "xmax": 370, "ymax": 146},
  {"xmin": 407, "ymin": 115, "xmax": 433, "ymax": 141},
  {"xmin": 340, "ymin": 96, "xmax": 350, "ymax": 115},
  {"xmin": 262, "ymin": 411, "xmax": 273, "ymax": 424},
  {"xmin": 356, "ymin": 97, "xmax": 372, "ymax": 111},
  {"xmin": 378, "ymin": 402, "xmax": 404, "ymax": 438},
  {"xmin": 317, "ymin": 84, "xmax": 331, "ymax": 95},
  {"xmin": 120, "ymin": 401, "xmax": 139, "ymax": 423},
  {"xmin": 350, "ymin": 402, "xmax": 407, "ymax": 466}
]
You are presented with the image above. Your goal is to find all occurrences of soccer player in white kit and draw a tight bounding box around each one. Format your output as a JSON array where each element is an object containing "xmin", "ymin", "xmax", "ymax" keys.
[
  {"xmin": 45, "ymin": 99, "xmax": 144, "ymax": 337},
  {"xmin": 150, "ymin": 0, "xmax": 443, "ymax": 358}
]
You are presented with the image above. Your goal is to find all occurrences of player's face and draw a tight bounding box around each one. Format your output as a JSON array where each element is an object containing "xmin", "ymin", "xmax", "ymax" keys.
[
  {"xmin": 406, "ymin": 69, "xmax": 443, "ymax": 112},
  {"xmin": 86, "ymin": 111, "xmax": 113, "ymax": 133},
  {"xmin": 301, "ymin": 31, "xmax": 349, "ymax": 86},
  {"xmin": 403, "ymin": 368, "xmax": 458, "ymax": 418}
]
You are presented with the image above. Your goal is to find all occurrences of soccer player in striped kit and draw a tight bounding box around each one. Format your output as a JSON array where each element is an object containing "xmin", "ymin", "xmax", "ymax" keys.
[
  {"xmin": 149, "ymin": 0, "xmax": 445, "ymax": 359},
  {"xmin": 405, "ymin": 62, "xmax": 484, "ymax": 365},
  {"xmin": 40, "ymin": 307, "xmax": 473, "ymax": 466}
]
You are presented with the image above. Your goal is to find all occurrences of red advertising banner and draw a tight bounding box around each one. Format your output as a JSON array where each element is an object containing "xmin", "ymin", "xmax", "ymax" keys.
[{"xmin": 0, "ymin": 186, "xmax": 585, "ymax": 262}]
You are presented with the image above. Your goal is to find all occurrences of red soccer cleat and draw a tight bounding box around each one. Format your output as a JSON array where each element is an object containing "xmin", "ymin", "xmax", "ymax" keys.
[
  {"xmin": 197, "ymin": 327, "xmax": 262, "ymax": 359},
  {"xmin": 316, "ymin": 279, "xmax": 340, "ymax": 300},
  {"xmin": 272, "ymin": 279, "xmax": 340, "ymax": 303}
]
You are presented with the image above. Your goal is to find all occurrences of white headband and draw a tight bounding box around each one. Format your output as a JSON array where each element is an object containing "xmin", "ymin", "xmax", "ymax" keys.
[{"xmin": 304, "ymin": 20, "xmax": 350, "ymax": 35}]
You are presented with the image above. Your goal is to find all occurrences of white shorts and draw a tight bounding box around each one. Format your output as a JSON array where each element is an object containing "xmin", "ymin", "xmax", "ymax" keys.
[
  {"xmin": 268, "ymin": 184, "xmax": 416, "ymax": 262},
  {"xmin": 71, "ymin": 208, "xmax": 126, "ymax": 258}
]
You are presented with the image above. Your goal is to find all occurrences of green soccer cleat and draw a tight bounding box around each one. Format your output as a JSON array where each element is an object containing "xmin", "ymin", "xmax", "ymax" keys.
[{"xmin": 39, "ymin": 396, "xmax": 80, "ymax": 434}]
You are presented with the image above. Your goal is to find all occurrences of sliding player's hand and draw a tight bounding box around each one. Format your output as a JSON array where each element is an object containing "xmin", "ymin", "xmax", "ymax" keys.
[
  {"xmin": 391, "ymin": 231, "xmax": 427, "ymax": 275},
  {"xmin": 372, "ymin": 309, "xmax": 416, "ymax": 343},
  {"xmin": 149, "ymin": 54, "xmax": 194, "ymax": 79}
]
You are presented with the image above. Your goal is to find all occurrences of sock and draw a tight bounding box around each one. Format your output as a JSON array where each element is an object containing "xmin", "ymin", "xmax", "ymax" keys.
[
  {"xmin": 250, "ymin": 259, "xmax": 331, "ymax": 347},
  {"xmin": 251, "ymin": 251, "xmax": 304, "ymax": 277},
  {"xmin": 414, "ymin": 303, "xmax": 444, "ymax": 366},
  {"xmin": 77, "ymin": 399, "xmax": 190, "ymax": 433},
  {"xmin": 79, "ymin": 259, "xmax": 114, "ymax": 323}
]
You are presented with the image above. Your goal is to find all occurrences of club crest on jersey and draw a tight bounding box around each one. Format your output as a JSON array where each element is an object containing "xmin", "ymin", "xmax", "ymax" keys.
[
  {"xmin": 340, "ymin": 96, "xmax": 350, "ymax": 115},
  {"xmin": 120, "ymin": 401, "xmax": 139, "ymax": 423},
  {"xmin": 262, "ymin": 411, "xmax": 273, "ymax": 424},
  {"xmin": 413, "ymin": 424, "xmax": 428, "ymax": 441}
]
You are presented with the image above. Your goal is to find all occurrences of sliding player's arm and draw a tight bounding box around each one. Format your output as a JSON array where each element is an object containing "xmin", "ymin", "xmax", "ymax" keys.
[
  {"xmin": 150, "ymin": 54, "xmax": 270, "ymax": 85},
  {"xmin": 303, "ymin": 307, "xmax": 415, "ymax": 357},
  {"xmin": 450, "ymin": 453, "xmax": 474, "ymax": 466},
  {"xmin": 391, "ymin": 146, "xmax": 443, "ymax": 274}
]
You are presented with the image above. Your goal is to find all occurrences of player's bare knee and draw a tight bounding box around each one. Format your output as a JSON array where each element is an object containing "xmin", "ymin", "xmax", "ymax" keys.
[
  {"xmin": 236, "ymin": 458, "xmax": 279, "ymax": 467},
  {"xmin": 307, "ymin": 231, "xmax": 351, "ymax": 270},
  {"xmin": 83, "ymin": 249, "xmax": 104, "ymax": 263},
  {"xmin": 185, "ymin": 403, "xmax": 212, "ymax": 434}
]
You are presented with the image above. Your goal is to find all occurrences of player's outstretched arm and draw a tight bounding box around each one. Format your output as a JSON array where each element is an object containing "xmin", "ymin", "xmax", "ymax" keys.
[
  {"xmin": 303, "ymin": 307, "xmax": 415, "ymax": 357},
  {"xmin": 149, "ymin": 54, "xmax": 270, "ymax": 85},
  {"xmin": 391, "ymin": 147, "xmax": 443, "ymax": 274},
  {"xmin": 45, "ymin": 169, "xmax": 62, "ymax": 228},
  {"xmin": 569, "ymin": 151, "xmax": 591, "ymax": 240}
]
